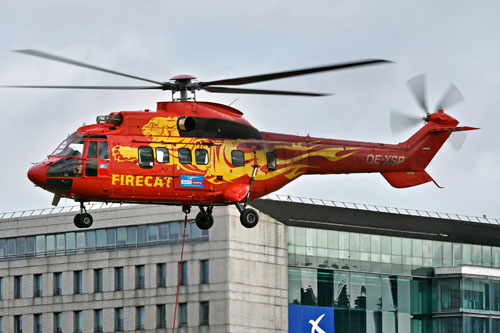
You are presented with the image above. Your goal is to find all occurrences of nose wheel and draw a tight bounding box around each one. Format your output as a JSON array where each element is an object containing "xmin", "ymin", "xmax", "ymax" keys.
[
  {"xmin": 74, "ymin": 202, "xmax": 93, "ymax": 228},
  {"xmin": 195, "ymin": 206, "xmax": 214, "ymax": 230}
]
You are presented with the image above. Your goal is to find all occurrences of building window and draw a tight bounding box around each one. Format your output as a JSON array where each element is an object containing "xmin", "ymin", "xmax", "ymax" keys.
[
  {"xmin": 74, "ymin": 271, "xmax": 82, "ymax": 294},
  {"xmin": 266, "ymin": 152, "xmax": 276, "ymax": 171},
  {"xmin": 0, "ymin": 277, "xmax": 3, "ymax": 300},
  {"xmin": 179, "ymin": 261, "xmax": 188, "ymax": 285},
  {"xmin": 157, "ymin": 263, "xmax": 166, "ymax": 287},
  {"xmin": 157, "ymin": 304, "xmax": 166, "ymax": 329},
  {"xmin": 136, "ymin": 306, "xmax": 145, "ymax": 330},
  {"xmin": 34, "ymin": 314, "xmax": 42, "ymax": 333},
  {"xmin": 53, "ymin": 272, "xmax": 62, "ymax": 296},
  {"xmin": 135, "ymin": 265, "xmax": 145, "ymax": 289},
  {"xmin": 14, "ymin": 315, "xmax": 22, "ymax": 333},
  {"xmin": 200, "ymin": 301, "xmax": 209, "ymax": 325},
  {"xmin": 179, "ymin": 303, "xmax": 187, "ymax": 327},
  {"xmin": 14, "ymin": 275, "xmax": 22, "ymax": 299},
  {"xmin": 115, "ymin": 267, "xmax": 124, "ymax": 291},
  {"xmin": 94, "ymin": 309, "xmax": 103, "ymax": 333},
  {"xmin": 34, "ymin": 274, "xmax": 43, "ymax": 297},
  {"xmin": 94, "ymin": 269, "xmax": 103, "ymax": 292},
  {"xmin": 200, "ymin": 260, "xmax": 209, "ymax": 284},
  {"xmin": 53, "ymin": 312, "xmax": 62, "ymax": 333},
  {"xmin": 74, "ymin": 311, "xmax": 82, "ymax": 333},
  {"xmin": 178, "ymin": 148, "xmax": 192, "ymax": 164},
  {"xmin": 0, "ymin": 316, "xmax": 3, "ymax": 333},
  {"xmin": 115, "ymin": 307, "xmax": 124, "ymax": 331},
  {"xmin": 231, "ymin": 150, "xmax": 245, "ymax": 166}
]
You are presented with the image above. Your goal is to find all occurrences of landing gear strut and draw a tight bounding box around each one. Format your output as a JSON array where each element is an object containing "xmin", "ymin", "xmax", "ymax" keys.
[
  {"xmin": 235, "ymin": 202, "xmax": 259, "ymax": 228},
  {"xmin": 195, "ymin": 206, "xmax": 214, "ymax": 230},
  {"xmin": 74, "ymin": 202, "xmax": 93, "ymax": 228}
]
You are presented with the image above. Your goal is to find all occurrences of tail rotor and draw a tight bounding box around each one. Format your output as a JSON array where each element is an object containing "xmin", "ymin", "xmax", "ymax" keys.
[{"xmin": 390, "ymin": 74, "xmax": 467, "ymax": 151}]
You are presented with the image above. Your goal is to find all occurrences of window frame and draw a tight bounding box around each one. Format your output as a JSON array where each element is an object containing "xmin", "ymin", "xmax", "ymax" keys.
[
  {"xmin": 115, "ymin": 267, "xmax": 124, "ymax": 291},
  {"xmin": 200, "ymin": 260, "xmax": 209, "ymax": 284},
  {"xmin": 138, "ymin": 146, "xmax": 155, "ymax": 169},
  {"xmin": 156, "ymin": 147, "xmax": 170, "ymax": 163},
  {"xmin": 231, "ymin": 150, "xmax": 245, "ymax": 167},
  {"xmin": 195, "ymin": 148, "xmax": 209, "ymax": 165},
  {"xmin": 135, "ymin": 265, "xmax": 145, "ymax": 289},
  {"xmin": 178, "ymin": 148, "xmax": 192, "ymax": 164},
  {"xmin": 266, "ymin": 152, "xmax": 277, "ymax": 171},
  {"xmin": 34, "ymin": 274, "xmax": 42, "ymax": 297},
  {"xmin": 94, "ymin": 269, "xmax": 103, "ymax": 293},
  {"xmin": 74, "ymin": 270, "xmax": 82, "ymax": 294}
]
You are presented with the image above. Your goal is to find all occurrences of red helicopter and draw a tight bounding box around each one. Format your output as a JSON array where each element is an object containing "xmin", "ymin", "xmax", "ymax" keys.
[{"xmin": 4, "ymin": 50, "xmax": 477, "ymax": 230}]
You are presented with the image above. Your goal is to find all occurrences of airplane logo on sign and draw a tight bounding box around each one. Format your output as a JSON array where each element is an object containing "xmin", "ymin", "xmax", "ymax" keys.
[{"xmin": 308, "ymin": 313, "xmax": 326, "ymax": 333}]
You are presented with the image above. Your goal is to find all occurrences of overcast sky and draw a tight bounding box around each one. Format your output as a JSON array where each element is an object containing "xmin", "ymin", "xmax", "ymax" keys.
[{"xmin": 0, "ymin": 0, "xmax": 498, "ymax": 219}]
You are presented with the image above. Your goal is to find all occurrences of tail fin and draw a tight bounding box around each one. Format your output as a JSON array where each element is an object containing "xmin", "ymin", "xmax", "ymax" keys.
[{"xmin": 381, "ymin": 110, "xmax": 478, "ymax": 188}]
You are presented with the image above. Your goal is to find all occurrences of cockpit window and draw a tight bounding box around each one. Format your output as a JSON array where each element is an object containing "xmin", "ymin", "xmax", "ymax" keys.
[
  {"xmin": 51, "ymin": 134, "xmax": 88, "ymax": 156},
  {"xmin": 58, "ymin": 140, "xmax": 86, "ymax": 157}
]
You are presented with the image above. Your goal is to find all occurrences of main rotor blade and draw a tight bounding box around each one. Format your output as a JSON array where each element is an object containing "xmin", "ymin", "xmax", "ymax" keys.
[
  {"xmin": 436, "ymin": 83, "xmax": 464, "ymax": 110},
  {"xmin": 1, "ymin": 85, "xmax": 164, "ymax": 90},
  {"xmin": 390, "ymin": 109, "xmax": 423, "ymax": 135},
  {"xmin": 14, "ymin": 49, "xmax": 164, "ymax": 86},
  {"xmin": 407, "ymin": 74, "xmax": 428, "ymax": 115},
  {"xmin": 200, "ymin": 59, "xmax": 392, "ymax": 86},
  {"xmin": 202, "ymin": 86, "xmax": 330, "ymax": 96}
]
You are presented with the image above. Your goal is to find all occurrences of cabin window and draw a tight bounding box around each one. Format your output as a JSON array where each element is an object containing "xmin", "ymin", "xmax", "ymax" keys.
[
  {"xmin": 156, "ymin": 148, "xmax": 169, "ymax": 163},
  {"xmin": 178, "ymin": 148, "xmax": 192, "ymax": 164},
  {"xmin": 87, "ymin": 141, "xmax": 109, "ymax": 159},
  {"xmin": 85, "ymin": 160, "xmax": 98, "ymax": 177},
  {"xmin": 195, "ymin": 149, "xmax": 209, "ymax": 165},
  {"xmin": 266, "ymin": 152, "xmax": 276, "ymax": 171},
  {"xmin": 98, "ymin": 141, "xmax": 109, "ymax": 159},
  {"xmin": 231, "ymin": 150, "xmax": 245, "ymax": 167},
  {"xmin": 87, "ymin": 141, "xmax": 97, "ymax": 158},
  {"xmin": 138, "ymin": 146, "xmax": 154, "ymax": 169}
]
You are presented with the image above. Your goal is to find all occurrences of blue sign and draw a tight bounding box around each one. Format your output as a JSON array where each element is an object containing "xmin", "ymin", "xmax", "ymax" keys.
[
  {"xmin": 289, "ymin": 304, "xmax": 334, "ymax": 333},
  {"xmin": 180, "ymin": 175, "xmax": 204, "ymax": 188}
]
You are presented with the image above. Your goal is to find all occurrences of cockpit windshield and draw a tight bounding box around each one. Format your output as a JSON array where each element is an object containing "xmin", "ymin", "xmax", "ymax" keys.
[{"xmin": 50, "ymin": 135, "xmax": 87, "ymax": 157}]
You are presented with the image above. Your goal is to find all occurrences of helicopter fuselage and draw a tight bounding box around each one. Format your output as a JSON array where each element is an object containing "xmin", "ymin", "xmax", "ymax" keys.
[{"xmin": 27, "ymin": 100, "xmax": 466, "ymax": 208}]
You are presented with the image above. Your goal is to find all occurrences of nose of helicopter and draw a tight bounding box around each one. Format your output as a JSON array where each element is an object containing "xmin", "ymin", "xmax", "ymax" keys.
[{"xmin": 27, "ymin": 163, "xmax": 47, "ymax": 187}]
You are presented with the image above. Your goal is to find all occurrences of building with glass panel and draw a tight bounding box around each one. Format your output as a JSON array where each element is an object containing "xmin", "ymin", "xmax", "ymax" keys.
[
  {"xmin": 0, "ymin": 203, "xmax": 287, "ymax": 332},
  {"xmin": 252, "ymin": 196, "xmax": 500, "ymax": 333},
  {"xmin": 0, "ymin": 195, "xmax": 499, "ymax": 332}
]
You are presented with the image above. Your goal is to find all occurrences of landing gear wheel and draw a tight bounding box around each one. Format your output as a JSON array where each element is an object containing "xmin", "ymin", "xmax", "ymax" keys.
[
  {"xmin": 74, "ymin": 213, "xmax": 93, "ymax": 228},
  {"xmin": 195, "ymin": 211, "xmax": 214, "ymax": 230},
  {"xmin": 240, "ymin": 208, "xmax": 259, "ymax": 228}
]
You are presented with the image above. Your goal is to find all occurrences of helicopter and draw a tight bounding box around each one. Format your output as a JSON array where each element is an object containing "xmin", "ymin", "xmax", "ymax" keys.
[{"xmin": 4, "ymin": 50, "xmax": 477, "ymax": 230}]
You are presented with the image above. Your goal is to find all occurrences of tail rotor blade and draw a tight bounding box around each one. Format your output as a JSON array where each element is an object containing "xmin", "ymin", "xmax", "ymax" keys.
[
  {"xmin": 449, "ymin": 131, "xmax": 467, "ymax": 151},
  {"xmin": 407, "ymin": 74, "xmax": 428, "ymax": 115},
  {"xmin": 436, "ymin": 83, "xmax": 464, "ymax": 110},
  {"xmin": 390, "ymin": 110, "xmax": 423, "ymax": 135}
]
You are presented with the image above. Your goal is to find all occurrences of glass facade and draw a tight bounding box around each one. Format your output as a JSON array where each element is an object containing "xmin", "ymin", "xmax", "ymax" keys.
[
  {"xmin": 288, "ymin": 227, "xmax": 500, "ymax": 277},
  {"xmin": 288, "ymin": 226, "xmax": 500, "ymax": 333},
  {"xmin": 0, "ymin": 220, "xmax": 207, "ymax": 260}
]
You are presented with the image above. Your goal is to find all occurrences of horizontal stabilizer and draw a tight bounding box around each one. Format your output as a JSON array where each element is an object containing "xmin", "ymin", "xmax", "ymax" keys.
[
  {"xmin": 381, "ymin": 171, "xmax": 438, "ymax": 188},
  {"xmin": 429, "ymin": 126, "xmax": 479, "ymax": 133}
]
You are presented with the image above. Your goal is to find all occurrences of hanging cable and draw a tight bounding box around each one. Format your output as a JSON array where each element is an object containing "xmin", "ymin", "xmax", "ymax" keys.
[{"xmin": 172, "ymin": 211, "xmax": 189, "ymax": 333}]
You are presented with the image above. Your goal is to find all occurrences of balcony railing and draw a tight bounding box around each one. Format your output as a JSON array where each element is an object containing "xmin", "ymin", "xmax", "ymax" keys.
[{"xmin": 265, "ymin": 194, "xmax": 500, "ymax": 225}]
